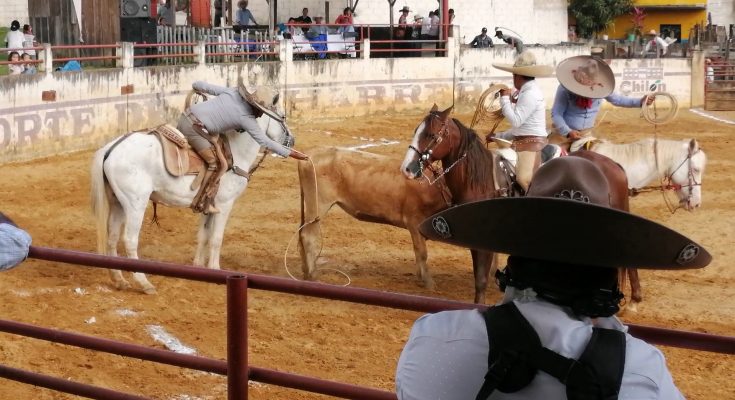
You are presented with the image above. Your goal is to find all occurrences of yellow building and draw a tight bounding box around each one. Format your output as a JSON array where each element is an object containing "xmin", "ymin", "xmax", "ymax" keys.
[{"xmin": 602, "ymin": 0, "xmax": 707, "ymax": 42}]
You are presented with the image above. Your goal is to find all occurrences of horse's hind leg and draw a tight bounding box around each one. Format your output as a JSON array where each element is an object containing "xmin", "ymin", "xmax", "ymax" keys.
[
  {"xmin": 122, "ymin": 205, "xmax": 157, "ymax": 294},
  {"xmin": 194, "ymin": 215, "xmax": 211, "ymax": 267},
  {"xmin": 205, "ymin": 204, "xmax": 234, "ymax": 269},
  {"xmin": 408, "ymin": 227, "xmax": 434, "ymax": 290},
  {"xmin": 107, "ymin": 202, "xmax": 131, "ymax": 290}
]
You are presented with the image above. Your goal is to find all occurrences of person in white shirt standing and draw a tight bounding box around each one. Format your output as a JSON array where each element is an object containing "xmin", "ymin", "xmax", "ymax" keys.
[
  {"xmin": 642, "ymin": 29, "xmax": 668, "ymax": 58},
  {"xmin": 4, "ymin": 20, "xmax": 25, "ymax": 54},
  {"xmin": 487, "ymin": 51, "xmax": 553, "ymax": 192}
]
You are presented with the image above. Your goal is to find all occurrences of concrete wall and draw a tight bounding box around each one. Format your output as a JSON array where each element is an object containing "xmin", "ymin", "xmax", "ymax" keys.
[
  {"xmin": 0, "ymin": 0, "xmax": 29, "ymax": 30},
  {"xmin": 707, "ymin": 0, "xmax": 735, "ymax": 28},
  {"xmin": 0, "ymin": 36, "xmax": 694, "ymax": 164},
  {"xmin": 243, "ymin": 0, "xmax": 568, "ymax": 45}
]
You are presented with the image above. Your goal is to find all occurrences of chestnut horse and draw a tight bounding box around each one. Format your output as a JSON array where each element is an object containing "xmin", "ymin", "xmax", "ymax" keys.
[
  {"xmin": 298, "ymin": 147, "xmax": 450, "ymax": 288},
  {"xmin": 400, "ymin": 105, "xmax": 632, "ymax": 305}
]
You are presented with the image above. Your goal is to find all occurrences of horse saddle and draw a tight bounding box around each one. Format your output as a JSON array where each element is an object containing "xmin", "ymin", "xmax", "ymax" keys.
[
  {"xmin": 148, "ymin": 124, "xmax": 205, "ymax": 178},
  {"xmin": 492, "ymin": 149, "xmax": 522, "ymax": 198}
]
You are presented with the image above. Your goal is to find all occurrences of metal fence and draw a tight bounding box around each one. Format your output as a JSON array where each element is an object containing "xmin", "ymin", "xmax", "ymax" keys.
[{"xmin": 2, "ymin": 245, "xmax": 733, "ymax": 399}]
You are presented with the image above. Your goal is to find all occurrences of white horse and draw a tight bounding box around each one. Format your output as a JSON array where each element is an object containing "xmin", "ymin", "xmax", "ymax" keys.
[
  {"xmin": 90, "ymin": 108, "xmax": 294, "ymax": 294},
  {"xmin": 586, "ymin": 137, "xmax": 706, "ymax": 211}
]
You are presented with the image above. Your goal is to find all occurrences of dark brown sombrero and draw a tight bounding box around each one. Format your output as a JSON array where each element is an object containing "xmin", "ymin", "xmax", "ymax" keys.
[{"xmin": 419, "ymin": 157, "xmax": 711, "ymax": 269}]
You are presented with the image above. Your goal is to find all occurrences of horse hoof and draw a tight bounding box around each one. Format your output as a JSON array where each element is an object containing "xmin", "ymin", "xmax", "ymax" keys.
[
  {"xmin": 422, "ymin": 279, "xmax": 436, "ymax": 291},
  {"xmin": 142, "ymin": 286, "xmax": 158, "ymax": 295},
  {"xmin": 627, "ymin": 301, "xmax": 639, "ymax": 313},
  {"xmin": 114, "ymin": 281, "xmax": 132, "ymax": 291}
]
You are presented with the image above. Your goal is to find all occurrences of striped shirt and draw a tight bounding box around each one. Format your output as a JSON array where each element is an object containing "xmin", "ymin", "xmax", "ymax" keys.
[{"xmin": 0, "ymin": 223, "xmax": 31, "ymax": 271}]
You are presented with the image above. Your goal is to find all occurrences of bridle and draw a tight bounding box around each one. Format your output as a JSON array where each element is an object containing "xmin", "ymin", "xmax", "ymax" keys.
[{"xmin": 407, "ymin": 113, "xmax": 467, "ymax": 185}]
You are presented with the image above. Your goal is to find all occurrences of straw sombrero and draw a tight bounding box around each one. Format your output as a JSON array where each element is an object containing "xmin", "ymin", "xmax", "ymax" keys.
[
  {"xmin": 556, "ymin": 55, "xmax": 615, "ymax": 99},
  {"xmin": 238, "ymin": 84, "xmax": 284, "ymax": 121},
  {"xmin": 492, "ymin": 51, "xmax": 554, "ymax": 78},
  {"xmin": 419, "ymin": 157, "xmax": 711, "ymax": 270}
]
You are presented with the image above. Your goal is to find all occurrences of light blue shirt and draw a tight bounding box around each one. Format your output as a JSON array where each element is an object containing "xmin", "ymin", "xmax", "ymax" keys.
[
  {"xmin": 551, "ymin": 85, "xmax": 641, "ymax": 136},
  {"xmin": 236, "ymin": 9, "xmax": 257, "ymax": 26},
  {"xmin": 396, "ymin": 288, "xmax": 684, "ymax": 400},
  {"xmin": 0, "ymin": 223, "xmax": 31, "ymax": 271}
]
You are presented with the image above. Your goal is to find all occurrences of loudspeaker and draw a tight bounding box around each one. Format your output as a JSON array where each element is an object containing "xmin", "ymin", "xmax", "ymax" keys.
[
  {"xmin": 121, "ymin": 0, "xmax": 151, "ymax": 18},
  {"xmin": 120, "ymin": 17, "xmax": 158, "ymax": 66}
]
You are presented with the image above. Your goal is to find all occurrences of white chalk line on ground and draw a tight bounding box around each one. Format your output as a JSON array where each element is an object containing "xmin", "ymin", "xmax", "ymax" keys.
[
  {"xmin": 146, "ymin": 325, "xmax": 197, "ymax": 355},
  {"xmin": 345, "ymin": 137, "xmax": 400, "ymax": 150},
  {"xmin": 689, "ymin": 108, "xmax": 735, "ymax": 125}
]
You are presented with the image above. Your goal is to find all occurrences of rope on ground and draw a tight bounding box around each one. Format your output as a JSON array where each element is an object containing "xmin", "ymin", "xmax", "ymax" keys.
[{"xmin": 282, "ymin": 157, "xmax": 352, "ymax": 287}]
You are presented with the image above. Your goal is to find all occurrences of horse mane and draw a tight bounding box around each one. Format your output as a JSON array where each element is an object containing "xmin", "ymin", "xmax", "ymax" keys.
[{"xmin": 452, "ymin": 118, "xmax": 495, "ymax": 189}]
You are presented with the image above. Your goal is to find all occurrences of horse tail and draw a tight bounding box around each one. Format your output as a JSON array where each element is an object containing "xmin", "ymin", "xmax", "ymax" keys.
[{"xmin": 90, "ymin": 147, "xmax": 111, "ymax": 256}]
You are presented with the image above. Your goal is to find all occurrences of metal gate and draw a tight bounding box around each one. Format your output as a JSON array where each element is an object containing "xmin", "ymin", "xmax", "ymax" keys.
[{"xmin": 705, "ymin": 58, "xmax": 735, "ymax": 111}]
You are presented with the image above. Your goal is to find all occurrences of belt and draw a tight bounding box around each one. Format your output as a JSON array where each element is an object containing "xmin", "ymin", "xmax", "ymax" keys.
[{"xmin": 512, "ymin": 136, "xmax": 548, "ymax": 144}]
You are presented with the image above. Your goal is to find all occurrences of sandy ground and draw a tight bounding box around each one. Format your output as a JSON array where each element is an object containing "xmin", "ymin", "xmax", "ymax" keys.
[{"xmin": 0, "ymin": 108, "xmax": 733, "ymax": 399}]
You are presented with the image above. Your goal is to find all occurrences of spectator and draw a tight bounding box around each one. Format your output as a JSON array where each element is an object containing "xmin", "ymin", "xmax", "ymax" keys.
[
  {"xmin": 428, "ymin": 9, "xmax": 440, "ymax": 56},
  {"xmin": 396, "ymin": 156, "xmax": 710, "ymax": 400},
  {"xmin": 0, "ymin": 211, "xmax": 32, "ymax": 271},
  {"xmin": 236, "ymin": 0, "xmax": 258, "ymax": 27},
  {"xmin": 307, "ymin": 16, "xmax": 328, "ymax": 59},
  {"xmin": 494, "ymin": 29, "xmax": 524, "ymax": 53},
  {"xmin": 7, "ymin": 51, "xmax": 23, "ymax": 75},
  {"xmin": 448, "ymin": 8, "xmax": 455, "ymax": 24},
  {"xmin": 642, "ymin": 29, "xmax": 668, "ymax": 58},
  {"xmin": 420, "ymin": 11, "xmax": 433, "ymax": 41},
  {"xmin": 284, "ymin": 17, "xmax": 297, "ymax": 38},
  {"xmin": 213, "ymin": 0, "xmax": 227, "ymax": 27},
  {"xmin": 22, "ymin": 24, "xmax": 37, "ymax": 59},
  {"xmin": 705, "ymin": 58, "xmax": 714, "ymax": 83},
  {"xmin": 335, "ymin": 7, "xmax": 354, "ymax": 34},
  {"xmin": 469, "ymin": 27, "xmax": 493, "ymax": 48},
  {"xmin": 295, "ymin": 7, "xmax": 312, "ymax": 33},
  {"xmin": 4, "ymin": 20, "xmax": 24, "ymax": 54},
  {"xmin": 409, "ymin": 14, "xmax": 423, "ymax": 56},
  {"xmin": 21, "ymin": 52, "xmax": 36, "ymax": 74},
  {"xmin": 157, "ymin": 0, "xmax": 171, "ymax": 25},
  {"xmin": 307, "ymin": 16, "xmax": 328, "ymax": 36}
]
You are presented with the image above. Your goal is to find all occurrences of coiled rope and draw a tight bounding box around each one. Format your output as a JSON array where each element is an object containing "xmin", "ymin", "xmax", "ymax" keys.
[{"xmin": 641, "ymin": 91, "xmax": 679, "ymax": 125}]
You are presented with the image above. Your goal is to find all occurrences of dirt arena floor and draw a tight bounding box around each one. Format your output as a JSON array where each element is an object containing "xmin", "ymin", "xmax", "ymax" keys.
[{"xmin": 0, "ymin": 108, "xmax": 733, "ymax": 399}]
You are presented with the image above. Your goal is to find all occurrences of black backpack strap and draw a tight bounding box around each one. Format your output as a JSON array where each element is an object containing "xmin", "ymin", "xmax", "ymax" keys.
[
  {"xmin": 565, "ymin": 327, "xmax": 626, "ymax": 400},
  {"xmin": 476, "ymin": 303, "xmax": 542, "ymax": 400}
]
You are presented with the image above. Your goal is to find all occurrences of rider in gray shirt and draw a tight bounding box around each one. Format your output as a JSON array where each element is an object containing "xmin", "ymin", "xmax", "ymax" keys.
[{"xmin": 178, "ymin": 81, "xmax": 307, "ymax": 214}]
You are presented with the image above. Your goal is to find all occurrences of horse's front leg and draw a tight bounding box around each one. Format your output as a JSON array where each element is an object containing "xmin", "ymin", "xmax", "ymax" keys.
[
  {"xmin": 194, "ymin": 215, "xmax": 212, "ymax": 267},
  {"xmin": 471, "ymin": 249, "xmax": 495, "ymax": 304},
  {"xmin": 205, "ymin": 204, "xmax": 235, "ymax": 269},
  {"xmin": 628, "ymin": 268, "xmax": 642, "ymax": 312},
  {"xmin": 408, "ymin": 227, "xmax": 434, "ymax": 290}
]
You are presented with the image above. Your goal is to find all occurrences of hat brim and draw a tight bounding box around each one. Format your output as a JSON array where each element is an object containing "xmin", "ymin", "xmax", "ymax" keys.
[
  {"xmin": 419, "ymin": 197, "xmax": 711, "ymax": 269},
  {"xmin": 239, "ymin": 86, "xmax": 285, "ymax": 122},
  {"xmin": 492, "ymin": 63, "xmax": 554, "ymax": 78},
  {"xmin": 556, "ymin": 56, "xmax": 614, "ymax": 99}
]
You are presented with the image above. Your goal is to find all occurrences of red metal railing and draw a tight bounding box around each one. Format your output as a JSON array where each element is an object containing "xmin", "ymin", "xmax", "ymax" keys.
[{"xmin": 2, "ymin": 245, "xmax": 731, "ymax": 400}]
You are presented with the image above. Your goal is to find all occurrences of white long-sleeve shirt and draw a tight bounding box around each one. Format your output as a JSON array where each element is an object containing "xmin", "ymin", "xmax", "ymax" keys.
[
  {"xmin": 497, "ymin": 79, "xmax": 547, "ymax": 138},
  {"xmin": 643, "ymin": 36, "xmax": 668, "ymax": 57},
  {"xmin": 396, "ymin": 288, "xmax": 685, "ymax": 400}
]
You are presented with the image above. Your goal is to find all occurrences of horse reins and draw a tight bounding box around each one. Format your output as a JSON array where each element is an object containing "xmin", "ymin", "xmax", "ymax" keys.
[{"xmin": 408, "ymin": 114, "xmax": 467, "ymax": 186}]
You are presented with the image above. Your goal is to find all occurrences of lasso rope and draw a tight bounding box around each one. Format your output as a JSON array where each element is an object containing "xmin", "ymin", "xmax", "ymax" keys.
[
  {"xmin": 282, "ymin": 157, "xmax": 352, "ymax": 286},
  {"xmin": 641, "ymin": 91, "xmax": 678, "ymax": 125}
]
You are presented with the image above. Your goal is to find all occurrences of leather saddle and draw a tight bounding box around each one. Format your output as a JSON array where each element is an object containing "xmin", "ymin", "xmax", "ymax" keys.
[{"xmin": 148, "ymin": 125, "xmax": 255, "ymax": 191}]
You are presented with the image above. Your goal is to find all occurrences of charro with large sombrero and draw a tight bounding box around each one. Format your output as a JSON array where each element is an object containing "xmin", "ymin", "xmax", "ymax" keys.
[
  {"xmin": 549, "ymin": 55, "xmax": 655, "ymax": 149},
  {"xmin": 396, "ymin": 157, "xmax": 710, "ymax": 400},
  {"xmin": 177, "ymin": 81, "xmax": 309, "ymax": 215},
  {"xmin": 486, "ymin": 51, "xmax": 553, "ymax": 193}
]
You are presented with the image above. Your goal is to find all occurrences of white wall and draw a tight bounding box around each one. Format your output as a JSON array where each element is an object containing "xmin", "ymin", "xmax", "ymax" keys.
[
  {"xmin": 241, "ymin": 0, "xmax": 567, "ymax": 44},
  {"xmin": 1, "ymin": 38, "xmax": 695, "ymax": 165},
  {"xmin": 707, "ymin": 0, "xmax": 735, "ymax": 29},
  {"xmin": 0, "ymin": 0, "xmax": 29, "ymax": 30}
]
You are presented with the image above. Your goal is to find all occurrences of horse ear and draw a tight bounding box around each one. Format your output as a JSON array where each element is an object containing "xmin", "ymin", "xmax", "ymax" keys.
[
  {"xmin": 689, "ymin": 138, "xmax": 699, "ymax": 152},
  {"xmin": 439, "ymin": 105, "xmax": 454, "ymax": 121},
  {"xmin": 430, "ymin": 104, "xmax": 439, "ymax": 112}
]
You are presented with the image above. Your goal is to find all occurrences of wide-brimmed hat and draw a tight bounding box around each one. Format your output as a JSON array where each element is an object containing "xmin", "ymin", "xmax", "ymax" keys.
[
  {"xmin": 399, "ymin": 6, "xmax": 410, "ymax": 12},
  {"xmin": 238, "ymin": 84, "xmax": 283, "ymax": 121},
  {"xmin": 647, "ymin": 29, "xmax": 658, "ymax": 36},
  {"xmin": 419, "ymin": 157, "xmax": 711, "ymax": 269},
  {"xmin": 556, "ymin": 55, "xmax": 615, "ymax": 99},
  {"xmin": 492, "ymin": 51, "xmax": 554, "ymax": 78},
  {"xmin": 413, "ymin": 14, "xmax": 423, "ymax": 21}
]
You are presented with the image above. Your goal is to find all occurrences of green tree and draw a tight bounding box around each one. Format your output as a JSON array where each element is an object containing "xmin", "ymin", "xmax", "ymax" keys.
[{"xmin": 569, "ymin": 0, "xmax": 634, "ymax": 39}]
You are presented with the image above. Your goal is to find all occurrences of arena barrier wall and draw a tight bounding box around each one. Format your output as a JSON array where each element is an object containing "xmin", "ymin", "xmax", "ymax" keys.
[
  {"xmin": 1, "ymin": 246, "xmax": 732, "ymax": 399},
  {"xmin": 0, "ymin": 34, "xmax": 695, "ymax": 165}
]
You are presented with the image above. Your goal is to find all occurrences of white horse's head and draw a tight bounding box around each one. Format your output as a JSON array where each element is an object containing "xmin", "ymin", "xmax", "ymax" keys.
[
  {"xmin": 258, "ymin": 92, "xmax": 295, "ymax": 149},
  {"xmin": 669, "ymin": 139, "xmax": 706, "ymax": 211}
]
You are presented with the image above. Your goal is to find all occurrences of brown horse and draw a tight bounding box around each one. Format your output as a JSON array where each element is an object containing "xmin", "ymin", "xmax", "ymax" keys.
[
  {"xmin": 298, "ymin": 147, "xmax": 450, "ymax": 288},
  {"xmin": 400, "ymin": 105, "xmax": 635, "ymax": 305}
]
